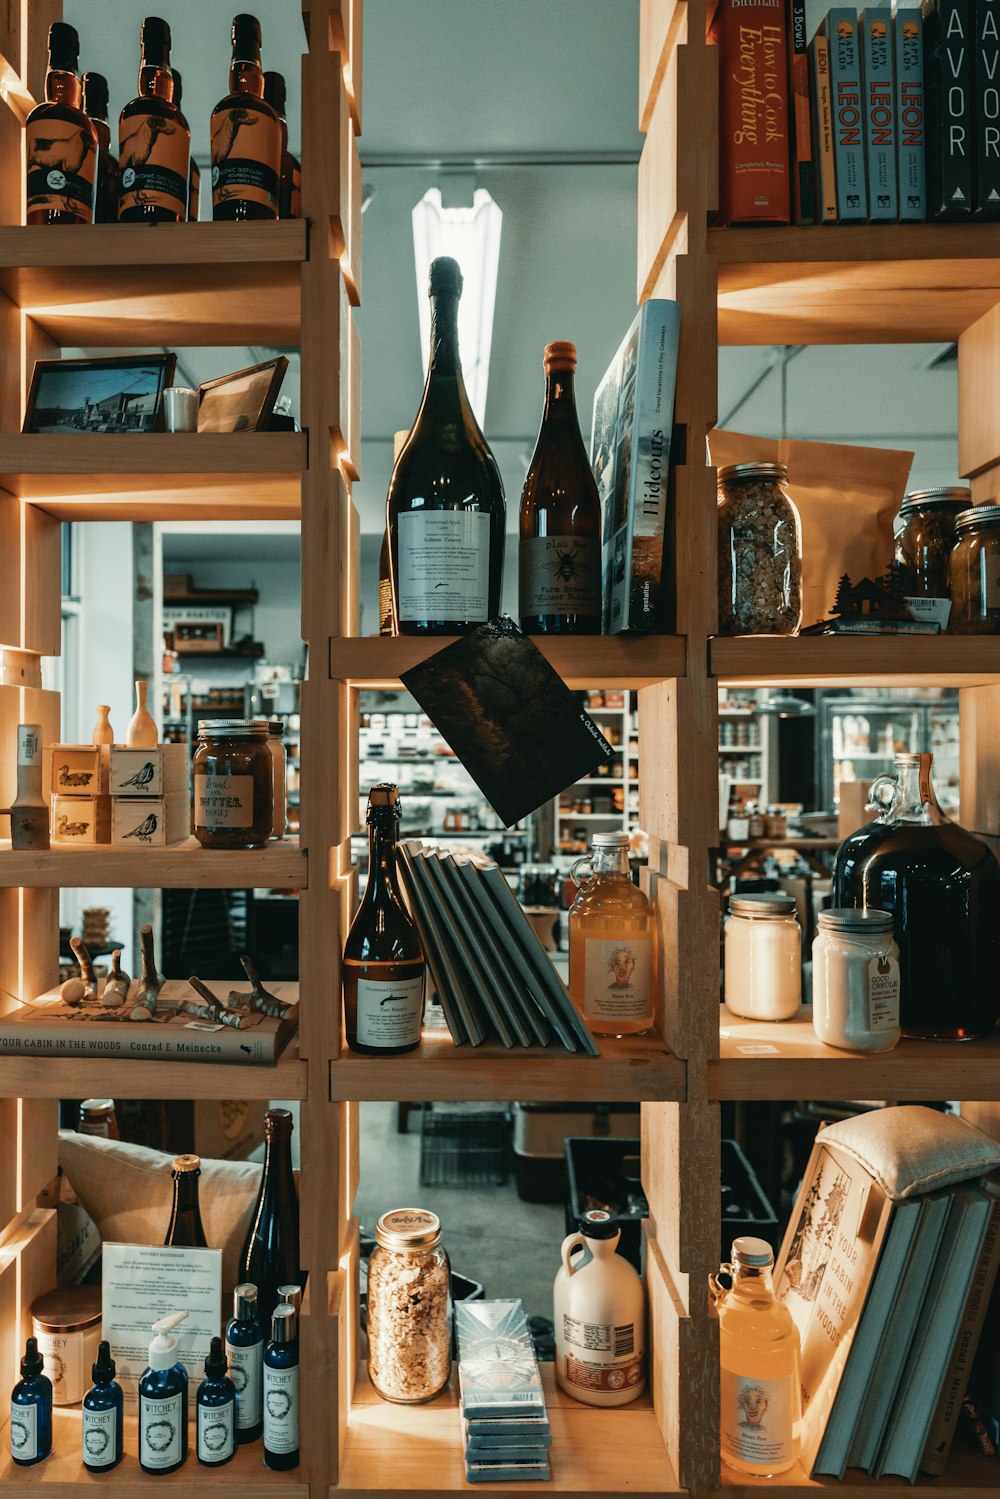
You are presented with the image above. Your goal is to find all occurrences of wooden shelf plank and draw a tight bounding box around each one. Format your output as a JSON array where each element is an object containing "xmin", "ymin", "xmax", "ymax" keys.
[
  {"xmin": 710, "ymin": 224, "xmax": 1000, "ymax": 344},
  {"xmin": 330, "ymin": 636, "xmax": 687, "ymax": 689},
  {"xmin": 0, "ymin": 835, "xmax": 306, "ymax": 889},
  {"xmin": 711, "ymin": 1008, "xmax": 1000, "ymax": 1101},
  {"xmin": 711, "ymin": 635, "xmax": 1000, "ymax": 687},
  {"xmin": 336, "ymin": 1365, "xmax": 682, "ymax": 1497},
  {"xmin": 0, "ymin": 1038, "xmax": 306, "ymax": 1101},
  {"xmin": 331, "ymin": 1028, "xmax": 685, "ymax": 1102},
  {"xmin": 0, "ymin": 222, "xmax": 306, "ymax": 346},
  {"xmin": 0, "ymin": 434, "xmax": 305, "ymax": 521},
  {"xmin": 716, "ymin": 1442, "xmax": 1000, "ymax": 1492}
]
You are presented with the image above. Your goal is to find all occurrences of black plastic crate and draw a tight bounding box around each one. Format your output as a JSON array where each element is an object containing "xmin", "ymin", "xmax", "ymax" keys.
[
  {"xmin": 419, "ymin": 1104, "xmax": 511, "ymax": 1187},
  {"xmin": 564, "ymin": 1136, "xmax": 646, "ymax": 1272},
  {"xmin": 719, "ymin": 1137, "xmax": 780, "ymax": 1260}
]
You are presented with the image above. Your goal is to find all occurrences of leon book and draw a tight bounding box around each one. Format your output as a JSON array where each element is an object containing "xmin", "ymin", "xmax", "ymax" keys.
[
  {"xmin": 810, "ymin": 30, "xmax": 839, "ymax": 220},
  {"xmin": 861, "ymin": 9, "xmax": 897, "ymax": 219},
  {"xmin": 821, "ymin": 9, "xmax": 869, "ymax": 219},
  {"xmin": 894, "ymin": 10, "xmax": 928, "ymax": 219},
  {"xmin": 710, "ymin": 0, "xmax": 791, "ymax": 223}
]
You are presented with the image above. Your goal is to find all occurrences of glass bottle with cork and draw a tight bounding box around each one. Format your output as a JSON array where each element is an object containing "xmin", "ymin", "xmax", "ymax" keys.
[
  {"xmin": 568, "ymin": 832, "xmax": 656, "ymax": 1037},
  {"xmin": 164, "ymin": 1154, "xmax": 208, "ymax": 1248},
  {"xmin": 211, "ymin": 14, "xmax": 282, "ymax": 220},
  {"xmin": 117, "ymin": 16, "xmax": 190, "ymax": 223},
  {"xmin": 25, "ymin": 23, "xmax": 98, "ymax": 225}
]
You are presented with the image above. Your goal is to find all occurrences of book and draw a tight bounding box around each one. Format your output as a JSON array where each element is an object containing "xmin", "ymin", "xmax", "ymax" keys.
[
  {"xmin": 810, "ymin": 30, "xmax": 839, "ymax": 219},
  {"xmin": 456, "ymin": 1300, "xmax": 548, "ymax": 1421},
  {"xmin": 894, "ymin": 10, "xmax": 928, "ymax": 219},
  {"xmin": 860, "ymin": 10, "xmax": 897, "ymax": 219},
  {"xmin": 922, "ymin": 0, "xmax": 974, "ymax": 217},
  {"xmin": 789, "ymin": 0, "xmax": 817, "ymax": 220},
  {"xmin": 822, "ymin": 9, "xmax": 869, "ymax": 219},
  {"xmin": 973, "ymin": 0, "xmax": 1000, "ymax": 215},
  {"xmin": 589, "ymin": 300, "xmax": 680, "ymax": 635},
  {"xmin": 397, "ymin": 841, "xmax": 489, "ymax": 1046},
  {"xmin": 710, "ymin": 0, "xmax": 791, "ymax": 223},
  {"xmin": 0, "ymin": 980, "xmax": 299, "ymax": 1065},
  {"xmin": 464, "ymin": 1417, "xmax": 551, "ymax": 1443}
]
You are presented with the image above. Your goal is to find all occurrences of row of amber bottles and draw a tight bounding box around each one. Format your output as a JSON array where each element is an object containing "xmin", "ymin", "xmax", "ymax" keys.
[
  {"xmin": 25, "ymin": 16, "xmax": 300, "ymax": 226},
  {"xmin": 381, "ymin": 257, "xmax": 603, "ymax": 637}
]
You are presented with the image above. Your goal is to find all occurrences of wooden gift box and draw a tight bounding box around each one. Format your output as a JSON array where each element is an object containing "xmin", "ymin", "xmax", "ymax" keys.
[
  {"xmin": 51, "ymin": 794, "xmax": 112, "ymax": 844},
  {"xmin": 110, "ymin": 743, "xmax": 189, "ymax": 798},
  {"xmin": 50, "ymin": 744, "xmax": 109, "ymax": 797},
  {"xmin": 111, "ymin": 792, "xmax": 190, "ymax": 847}
]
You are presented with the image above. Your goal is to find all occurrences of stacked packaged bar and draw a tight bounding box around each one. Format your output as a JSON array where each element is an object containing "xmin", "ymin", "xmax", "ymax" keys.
[{"xmin": 456, "ymin": 1301, "xmax": 552, "ymax": 1483}]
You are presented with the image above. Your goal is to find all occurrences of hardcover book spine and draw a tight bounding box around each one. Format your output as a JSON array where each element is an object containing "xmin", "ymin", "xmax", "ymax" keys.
[
  {"xmin": 894, "ymin": 11, "xmax": 928, "ymax": 218},
  {"xmin": 861, "ymin": 10, "xmax": 898, "ymax": 217},
  {"xmin": 974, "ymin": 0, "xmax": 1000, "ymax": 214},
  {"xmin": 810, "ymin": 32, "xmax": 839, "ymax": 219},
  {"xmin": 923, "ymin": 0, "xmax": 974, "ymax": 216},
  {"xmin": 0, "ymin": 1022, "xmax": 278, "ymax": 1064},
  {"xmin": 825, "ymin": 10, "xmax": 869, "ymax": 218},
  {"xmin": 789, "ymin": 0, "xmax": 816, "ymax": 220},
  {"xmin": 713, "ymin": 0, "xmax": 792, "ymax": 223}
]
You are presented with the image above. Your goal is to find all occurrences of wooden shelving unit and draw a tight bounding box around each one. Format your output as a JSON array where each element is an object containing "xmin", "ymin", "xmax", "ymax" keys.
[
  {"xmin": 0, "ymin": 835, "xmax": 306, "ymax": 887},
  {"xmin": 330, "ymin": 635, "xmax": 687, "ymax": 690}
]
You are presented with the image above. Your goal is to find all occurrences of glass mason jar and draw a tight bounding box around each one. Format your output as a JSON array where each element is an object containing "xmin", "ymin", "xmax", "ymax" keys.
[
  {"xmin": 192, "ymin": 720, "xmax": 273, "ymax": 849},
  {"xmin": 717, "ymin": 462, "xmax": 802, "ymax": 636},
  {"xmin": 723, "ymin": 893, "xmax": 801, "ymax": 1021},
  {"xmin": 568, "ymin": 832, "xmax": 656, "ymax": 1037},
  {"xmin": 812, "ymin": 908, "xmax": 901, "ymax": 1053},
  {"xmin": 894, "ymin": 487, "xmax": 970, "ymax": 599},
  {"xmin": 367, "ymin": 1208, "xmax": 451, "ymax": 1404},
  {"xmin": 947, "ymin": 504, "xmax": 1000, "ymax": 634}
]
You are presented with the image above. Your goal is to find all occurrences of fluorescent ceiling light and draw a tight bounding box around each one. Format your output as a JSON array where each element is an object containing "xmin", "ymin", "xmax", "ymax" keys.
[{"xmin": 412, "ymin": 186, "xmax": 502, "ymax": 426}]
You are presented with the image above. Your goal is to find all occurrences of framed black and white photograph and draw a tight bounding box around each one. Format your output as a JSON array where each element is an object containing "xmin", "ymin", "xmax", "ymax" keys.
[
  {"xmin": 22, "ymin": 353, "xmax": 177, "ymax": 434},
  {"xmin": 197, "ymin": 356, "xmax": 289, "ymax": 434}
]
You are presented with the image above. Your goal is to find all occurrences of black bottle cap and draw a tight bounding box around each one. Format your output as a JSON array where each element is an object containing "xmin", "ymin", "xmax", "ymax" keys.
[
  {"xmin": 21, "ymin": 1337, "xmax": 43, "ymax": 1379},
  {"xmin": 140, "ymin": 16, "xmax": 172, "ymax": 66},
  {"xmin": 232, "ymin": 14, "xmax": 262, "ymax": 53},
  {"xmin": 171, "ymin": 68, "xmax": 183, "ymax": 108},
  {"xmin": 81, "ymin": 71, "xmax": 109, "ymax": 119},
  {"xmin": 429, "ymin": 256, "xmax": 463, "ymax": 298},
  {"xmin": 48, "ymin": 22, "xmax": 80, "ymax": 71},
  {"xmin": 263, "ymin": 71, "xmax": 286, "ymax": 113},
  {"xmin": 204, "ymin": 1335, "xmax": 228, "ymax": 1381},
  {"xmin": 579, "ymin": 1208, "xmax": 618, "ymax": 1239},
  {"xmin": 92, "ymin": 1340, "xmax": 116, "ymax": 1383}
]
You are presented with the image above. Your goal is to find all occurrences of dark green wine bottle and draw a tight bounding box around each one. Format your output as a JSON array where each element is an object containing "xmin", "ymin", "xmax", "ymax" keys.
[{"xmin": 164, "ymin": 1155, "xmax": 207, "ymax": 1247}]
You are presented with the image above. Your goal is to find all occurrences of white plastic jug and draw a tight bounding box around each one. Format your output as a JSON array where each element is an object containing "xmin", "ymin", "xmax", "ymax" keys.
[{"xmin": 553, "ymin": 1209, "xmax": 645, "ymax": 1407}]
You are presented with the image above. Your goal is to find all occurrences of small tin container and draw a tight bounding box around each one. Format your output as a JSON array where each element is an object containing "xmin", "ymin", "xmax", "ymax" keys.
[{"xmin": 31, "ymin": 1285, "xmax": 102, "ymax": 1406}]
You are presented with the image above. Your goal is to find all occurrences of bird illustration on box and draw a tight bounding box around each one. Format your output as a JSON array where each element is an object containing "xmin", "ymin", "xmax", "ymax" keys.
[
  {"xmin": 123, "ymin": 812, "xmax": 159, "ymax": 843},
  {"xmin": 120, "ymin": 761, "xmax": 155, "ymax": 792},
  {"xmin": 58, "ymin": 764, "xmax": 92, "ymax": 788},
  {"xmin": 57, "ymin": 814, "xmax": 90, "ymax": 837}
]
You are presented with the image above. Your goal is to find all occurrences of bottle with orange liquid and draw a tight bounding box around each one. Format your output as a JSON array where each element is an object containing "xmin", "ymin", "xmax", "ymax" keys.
[{"xmin": 568, "ymin": 832, "xmax": 655, "ymax": 1037}]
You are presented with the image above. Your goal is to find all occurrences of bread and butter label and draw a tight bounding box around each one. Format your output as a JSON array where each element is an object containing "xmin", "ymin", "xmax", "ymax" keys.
[{"xmin": 195, "ymin": 773, "xmax": 253, "ymax": 829}]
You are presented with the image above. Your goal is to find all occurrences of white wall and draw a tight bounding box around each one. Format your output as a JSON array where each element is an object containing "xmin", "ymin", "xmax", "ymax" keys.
[{"xmin": 163, "ymin": 557, "xmax": 305, "ymax": 689}]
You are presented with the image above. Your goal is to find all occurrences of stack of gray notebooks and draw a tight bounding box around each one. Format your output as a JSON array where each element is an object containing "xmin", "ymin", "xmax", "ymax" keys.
[
  {"xmin": 456, "ymin": 1300, "xmax": 552, "ymax": 1483},
  {"xmin": 397, "ymin": 842, "xmax": 598, "ymax": 1053}
]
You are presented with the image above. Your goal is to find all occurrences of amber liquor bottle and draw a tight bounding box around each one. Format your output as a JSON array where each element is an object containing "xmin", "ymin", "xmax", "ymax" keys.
[
  {"xmin": 171, "ymin": 71, "xmax": 200, "ymax": 220},
  {"xmin": 25, "ymin": 23, "xmax": 98, "ymax": 225},
  {"xmin": 118, "ymin": 16, "xmax": 190, "ymax": 223},
  {"xmin": 211, "ymin": 14, "xmax": 282, "ymax": 220},
  {"xmin": 81, "ymin": 72, "xmax": 119, "ymax": 224},
  {"xmin": 343, "ymin": 785, "xmax": 425, "ymax": 1055},
  {"xmin": 263, "ymin": 71, "xmax": 301, "ymax": 217},
  {"xmin": 164, "ymin": 1155, "xmax": 208, "ymax": 1247},
  {"xmin": 519, "ymin": 341, "xmax": 603, "ymax": 634}
]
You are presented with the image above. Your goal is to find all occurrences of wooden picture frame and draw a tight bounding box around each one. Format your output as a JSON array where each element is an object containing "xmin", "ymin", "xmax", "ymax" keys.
[
  {"xmin": 22, "ymin": 353, "xmax": 177, "ymax": 434},
  {"xmin": 196, "ymin": 356, "xmax": 289, "ymax": 434}
]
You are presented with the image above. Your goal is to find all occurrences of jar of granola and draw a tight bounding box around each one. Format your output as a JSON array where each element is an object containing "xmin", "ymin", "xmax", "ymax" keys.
[
  {"xmin": 717, "ymin": 462, "xmax": 802, "ymax": 635},
  {"xmin": 367, "ymin": 1208, "xmax": 451, "ymax": 1404}
]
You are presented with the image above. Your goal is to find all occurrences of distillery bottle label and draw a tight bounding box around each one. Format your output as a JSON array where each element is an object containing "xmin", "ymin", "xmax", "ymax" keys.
[
  {"xmin": 211, "ymin": 108, "xmax": 281, "ymax": 211},
  {"xmin": 118, "ymin": 112, "xmax": 189, "ymax": 216},
  {"xmin": 26, "ymin": 119, "xmax": 96, "ymax": 220},
  {"xmin": 583, "ymin": 935, "xmax": 653, "ymax": 1021},
  {"xmin": 356, "ymin": 975, "xmax": 424, "ymax": 1047},
  {"xmin": 226, "ymin": 1339, "xmax": 262, "ymax": 1428},
  {"xmin": 263, "ymin": 1363, "xmax": 299, "ymax": 1455},
  {"xmin": 396, "ymin": 511, "xmax": 490, "ymax": 621},
  {"xmin": 519, "ymin": 535, "xmax": 601, "ymax": 616},
  {"xmin": 140, "ymin": 1391, "xmax": 183, "ymax": 1469}
]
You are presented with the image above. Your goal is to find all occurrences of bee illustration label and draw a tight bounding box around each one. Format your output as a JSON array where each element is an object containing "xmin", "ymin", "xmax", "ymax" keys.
[
  {"xmin": 10, "ymin": 1400, "xmax": 37, "ymax": 1462},
  {"xmin": 720, "ymin": 1369, "xmax": 796, "ymax": 1468},
  {"xmin": 211, "ymin": 105, "xmax": 281, "ymax": 211},
  {"xmin": 226, "ymin": 1338, "xmax": 262, "ymax": 1428},
  {"xmin": 263, "ymin": 1362, "xmax": 298, "ymax": 1455},
  {"xmin": 139, "ymin": 1391, "xmax": 183, "ymax": 1469},
  {"xmin": 355, "ymin": 975, "xmax": 424, "ymax": 1048},
  {"xmin": 519, "ymin": 534, "xmax": 601, "ymax": 617},
  {"xmin": 396, "ymin": 511, "xmax": 491, "ymax": 622},
  {"xmin": 583, "ymin": 935, "xmax": 653, "ymax": 1022},
  {"xmin": 195, "ymin": 773, "xmax": 254, "ymax": 829},
  {"xmin": 82, "ymin": 1405, "xmax": 118, "ymax": 1468},
  {"xmin": 26, "ymin": 117, "xmax": 96, "ymax": 220},
  {"xmin": 118, "ymin": 110, "xmax": 189, "ymax": 216}
]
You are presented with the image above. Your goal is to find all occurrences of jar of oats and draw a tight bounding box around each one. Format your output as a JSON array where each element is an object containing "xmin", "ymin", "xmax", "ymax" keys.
[
  {"xmin": 367, "ymin": 1208, "xmax": 451, "ymax": 1404},
  {"xmin": 717, "ymin": 462, "xmax": 803, "ymax": 635}
]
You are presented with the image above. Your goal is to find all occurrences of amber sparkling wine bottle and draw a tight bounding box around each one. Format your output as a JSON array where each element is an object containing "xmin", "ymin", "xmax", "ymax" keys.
[
  {"xmin": 343, "ymin": 785, "xmax": 426, "ymax": 1055},
  {"xmin": 519, "ymin": 341, "xmax": 603, "ymax": 634},
  {"xmin": 388, "ymin": 256, "xmax": 506, "ymax": 634},
  {"xmin": 211, "ymin": 14, "xmax": 282, "ymax": 221},
  {"xmin": 81, "ymin": 72, "xmax": 119, "ymax": 224},
  {"xmin": 25, "ymin": 23, "xmax": 98, "ymax": 225},
  {"xmin": 118, "ymin": 16, "xmax": 190, "ymax": 223}
]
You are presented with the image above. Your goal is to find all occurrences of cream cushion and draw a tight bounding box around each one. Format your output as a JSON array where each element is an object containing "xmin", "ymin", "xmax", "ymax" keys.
[{"xmin": 818, "ymin": 1106, "xmax": 1000, "ymax": 1201}]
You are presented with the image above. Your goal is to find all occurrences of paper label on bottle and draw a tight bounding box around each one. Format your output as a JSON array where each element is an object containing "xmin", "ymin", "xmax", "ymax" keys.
[
  {"xmin": 198, "ymin": 1399, "xmax": 235, "ymax": 1462},
  {"xmin": 519, "ymin": 535, "xmax": 601, "ymax": 617},
  {"xmin": 10, "ymin": 1401, "xmax": 37, "ymax": 1462},
  {"xmin": 195, "ymin": 773, "xmax": 254, "ymax": 829},
  {"xmin": 356, "ymin": 975, "xmax": 424, "ymax": 1047},
  {"xmin": 720, "ymin": 1370, "xmax": 795, "ymax": 1470},
  {"xmin": 26, "ymin": 118, "xmax": 96, "ymax": 220},
  {"xmin": 583, "ymin": 935, "xmax": 653, "ymax": 1022},
  {"xmin": 118, "ymin": 112, "xmax": 188, "ymax": 215},
  {"xmin": 211, "ymin": 108, "xmax": 281, "ymax": 211},
  {"xmin": 140, "ymin": 1391, "xmax": 183, "ymax": 1469},
  {"xmin": 866, "ymin": 952, "xmax": 900, "ymax": 1031},
  {"xmin": 264, "ymin": 1363, "xmax": 299, "ymax": 1455},
  {"xmin": 35, "ymin": 1327, "xmax": 86, "ymax": 1404},
  {"xmin": 226, "ymin": 1338, "xmax": 262, "ymax": 1428},
  {"xmin": 82, "ymin": 1404, "xmax": 119, "ymax": 1468},
  {"xmin": 561, "ymin": 1315, "xmax": 644, "ymax": 1392},
  {"xmin": 396, "ymin": 511, "xmax": 491, "ymax": 622}
]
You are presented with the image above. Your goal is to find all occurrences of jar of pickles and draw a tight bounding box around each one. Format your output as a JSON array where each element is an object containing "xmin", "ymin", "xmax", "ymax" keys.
[
  {"xmin": 717, "ymin": 462, "xmax": 802, "ymax": 636},
  {"xmin": 193, "ymin": 720, "xmax": 273, "ymax": 849},
  {"xmin": 894, "ymin": 487, "xmax": 970, "ymax": 599},
  {"xmin": 367, "ymin": 1208, "xmax": 451, "ymax": 1404},
  {"xmin": 948, "ymin": 504, "xmax": 1000, "ymax": 634}
]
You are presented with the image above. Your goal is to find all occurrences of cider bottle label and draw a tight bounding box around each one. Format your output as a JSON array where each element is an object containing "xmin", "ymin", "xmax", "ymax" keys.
[
  {"xmin": 720, "ymin": 1369, "xmax": 796, "ymax": 1470},
  {"xmin": 519, "ymin": 535, "xmax": 601, "ymax": 617},
  {"xmin": 356, "ymin": 976, "xmax": 424, "ymax": 1048},
  {"xmin": 583, "ymin": 935, "xmax": 653, "ymax": 1022},
  {"xmin": 118, "ymin": 113, "xmax": 188, "ymax": 216},
  {"xmin": 211, "ymin": 108, "xmax": 281, "ymax": 212},
  {"xmin": 26, "ymin": 118, "xmax": 96, "ymax": 220},
  {"xmin": 396, "ymin": 511, "xmax": 490, "ymax": 622}
]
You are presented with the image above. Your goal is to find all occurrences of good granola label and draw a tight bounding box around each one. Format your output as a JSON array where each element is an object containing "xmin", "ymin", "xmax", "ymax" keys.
[
  {"xmin": 195, "ymin": 773, "xmax": 254, "ymax": 829},
  {"xmin": 519, "ymin": 535, "xmax": 601, "ymax": 617},
  {"xmin": 356, "ymin": 976, "xmax": 424, "ymax": 1048},
  {"xmin": 583, "ymin": 935, "xmax": 653, "ymax": 1022}
]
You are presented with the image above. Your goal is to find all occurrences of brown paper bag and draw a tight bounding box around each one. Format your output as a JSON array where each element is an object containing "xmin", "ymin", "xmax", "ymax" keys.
[{"xmin": 709, "ymin": 430, "xmax": 914, "ymax": 630}]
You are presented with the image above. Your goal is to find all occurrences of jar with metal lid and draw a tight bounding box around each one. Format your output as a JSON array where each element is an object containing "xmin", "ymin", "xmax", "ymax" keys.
[
  {"xmin": 812, "ymin": 908, "xmax": 901, "ymax": 1053},
  {"xmin": 193, "ymin": 720, "xmax": 273, "ymax": 849},
  {"xmin": 717, "ymin": 462, "xmax": 802, "ymax": 636},
  {"xmin": 948, "ymin": 505, "xmax": 1000, "ymax": 634},
  {"xmin": 367, "ymin": 1208, "xmax": 451, "ymax": 1404},
  {"xmin": 724, "ymin": 892, "xmax": 801, "ymax": 1021},
  {"xmin": 894, "ymin": 487, "xmax": 970, "ymax": 600},
  {"xmin": 31, "ymin": 1285, "xmax": 101, "ymax": 1405},
  {"xmin": 78, "ymin": 1098, "xmax": 118, "ymax": 1138},
  {"xmin": 267, "ymin": 720, "xmax": 287, "ymax": 839}
]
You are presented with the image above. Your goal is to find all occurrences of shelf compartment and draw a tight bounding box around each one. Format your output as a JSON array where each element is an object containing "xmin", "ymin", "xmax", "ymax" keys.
[
  {"xmin": 331, "ymin": 1029, "xmax": 685, "ymax": 1103},
  {"xmin": 717, "ymin": 1444, "xmax": 1000, "ymax": 1493},
  {"xmin": 0, "ymin": 835, "xmax": 306, "ymax": 889},
  {"xmin": 711, "ymin": 1008, "xmax": 1000, "ymax": 1102},
  {"xmin": 711, "ymin": 223, "xmax": 1000, "ymax": 345},
  {"xmin": 711, "ymin": 636, "xmax": 1000, "ymax": 687},
  {"xmin": 0, "ymin": 221, "xmax": 306, "ymax": 346},
  {"xmin": 330, "ymin": 636, "xmax": 686, "ymax": 689},
  {"xmin": 0, "ymin": 1039, "xmax": 306, "ymax": 1101},
  {"xmin": 0, "ymin": 434, "xmax": 305, "ymax": 521},
  {"xmin": 335, "ymin": 1366, "xmax": 682, "ymax": 1498}
]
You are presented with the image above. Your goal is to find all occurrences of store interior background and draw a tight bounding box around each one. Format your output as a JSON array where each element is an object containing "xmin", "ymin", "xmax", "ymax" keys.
[{"xmin": 53, "ymin": 0, "xmax": 964, "ymax": 1317}]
